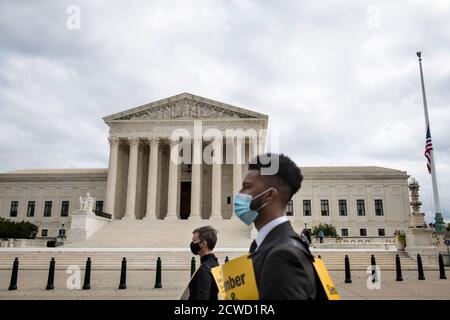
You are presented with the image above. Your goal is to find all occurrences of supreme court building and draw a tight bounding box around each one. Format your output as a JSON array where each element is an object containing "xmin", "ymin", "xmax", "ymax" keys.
[{"xmin": 0, "ymin": 93, "xmax": 411, "ymax": 247}]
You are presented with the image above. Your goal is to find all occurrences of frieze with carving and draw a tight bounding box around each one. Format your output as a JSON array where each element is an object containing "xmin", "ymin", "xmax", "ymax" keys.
[{"xmin": 117, "ymin": 98, "xmax": 256, "ymax": 120}]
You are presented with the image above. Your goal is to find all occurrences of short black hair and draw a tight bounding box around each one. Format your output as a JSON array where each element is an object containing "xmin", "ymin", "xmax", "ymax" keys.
[
  {"xmin": 193, "ymin": 226, "xmax": 218, "ymax": 250},
  {"xmin": 248, "ymin": 153, "xmax": 303, "ymax": 205}
]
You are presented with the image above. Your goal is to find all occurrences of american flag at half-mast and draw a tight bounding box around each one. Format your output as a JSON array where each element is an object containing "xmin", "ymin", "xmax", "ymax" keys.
[{"xmin": 424, "ymin": 126, "xmax": 433, "ymax": 174}]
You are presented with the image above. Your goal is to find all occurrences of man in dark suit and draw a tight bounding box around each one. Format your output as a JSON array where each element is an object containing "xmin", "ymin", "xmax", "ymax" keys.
[
  {"xmin": 188, "ymin": 226, "xmax": 219, "ymax": 300},
  {"xmin": 234, "ymin": 153, "xmax": 319, "ymax": 299}
]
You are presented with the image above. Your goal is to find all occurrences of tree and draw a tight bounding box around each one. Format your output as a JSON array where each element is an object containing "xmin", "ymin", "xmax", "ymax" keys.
[
  {"xmin": 0, "ymin": 218, "xmax": 38, "ymax": 239},
  {"xmin": 312, "ymin": 223, "xmax": 338, "ymax": 238}
]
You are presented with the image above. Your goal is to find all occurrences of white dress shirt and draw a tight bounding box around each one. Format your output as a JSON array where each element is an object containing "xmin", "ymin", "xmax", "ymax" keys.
[{"xmin": 254, "ymin": 216, "xmax": 288, "ymax": 252}]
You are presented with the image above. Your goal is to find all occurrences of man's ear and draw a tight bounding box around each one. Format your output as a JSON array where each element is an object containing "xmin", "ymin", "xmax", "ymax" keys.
[{"xmin": 266, "ymin": 187, "xmax": 278, "ymax": 201}]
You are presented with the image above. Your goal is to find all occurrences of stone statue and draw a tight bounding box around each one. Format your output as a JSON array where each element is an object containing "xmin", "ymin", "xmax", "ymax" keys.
[
  {"xmin": 79, "ymin": 192, "xmax": 96, "ymax": 212},
  {"xmin": 408, "ymin": 178, "xmax": 427, "ymax": 228},
  {"xmin": 190, "ymin": 104, "xmax": 197, "ymax": 117},
  {"xmin": 79, "ymin": 196, "xmax": 83, "ymax": 210}
]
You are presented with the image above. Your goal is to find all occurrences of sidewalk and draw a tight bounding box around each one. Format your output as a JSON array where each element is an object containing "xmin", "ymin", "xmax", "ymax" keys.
[{"xmin": 0, "ymin": 269, "xmax": 448, "ymax": 300}]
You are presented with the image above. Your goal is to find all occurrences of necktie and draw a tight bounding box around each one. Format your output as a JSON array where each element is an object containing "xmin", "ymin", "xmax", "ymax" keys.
[{"xmin": 249, "ymin": 240, "xmax": 257, "ymax": 253}]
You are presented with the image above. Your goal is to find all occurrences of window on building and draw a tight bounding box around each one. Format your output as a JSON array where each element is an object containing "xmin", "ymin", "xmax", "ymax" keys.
[
  {"xmin": 338, "ymin": 199, "xmax": 347, "ymax": 216},
  {"xmin": 61, "ymin": 201, "xmax": 70, "ymax": 217},
  {"xmin": 95, "ymin": 201, "xmax": 104, "ymax": 213},
  {"xmin": 27, "ymin": 201, "xmax": 35, "ymax": 217},
  {"xmin": 44, "ymin": 201, "xmax": 52, "ymax": 217},
  {"xmin": 321, "ymin": 200, "xmax": 329, "ymax": 216},
  {"xmin": 41, "ymin": 229, "xmax": 48, "ymax": 237},
  {"xmin": 378, "ymin": 228, "xmax": 385, "ymax": 236},
  {"xmin": 360, "ymin": 228, "xmax": 367, "ymax": 236},
  {"xmin": 375, "ymin": 199, "xmax": 384, "ymax": 216},
  {"xmin": 357, "ymin": 199, "xmax": 365, "ymax": 216},
  {"xmin": 227, "ymin": 196, "xmax": 231, "ymax": 205},
  {"xmin": 303, "ymin": 200, "xmax": 311, "ymax": 216},
  {"xmin": 286, "ymin": 200, "xmax": 293, "ymax": 216},
  {"xmin": 10, "ymin": 201, "xmax": 18, "ymax": 217},
  {"xmin": 341, "ymin": 228, "xmax": 349, "ymax": 237}
]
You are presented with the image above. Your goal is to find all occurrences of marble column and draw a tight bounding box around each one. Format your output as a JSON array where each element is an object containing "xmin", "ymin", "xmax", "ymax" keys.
[
  {"xmin": 166, "ymin": 138, "xmax": 180, "ymax": 219},
  {"xmin": 233, "ymin": 136, "xmax": 244, "ymax": 195},
  {"xmin": 258, "ymin": 129, "xmax": 265, "ymax": 155},
  {"xmin": 211, "ymin": 137, "xmax": 223, "ymax": 219},
  {"xmin": 243, "ymin": 136, "xmax": 258, "ymax": 183},
  {"xmin": 105, "ymin": 137, "xmax": 120, "ymax": 218},
  {"xmin": 135, "ymin": 145, "xmax": 146, "ymax": 219},
  {"xmin": 248, "ymin": 136, "xmax": 258, "ymax": 163},
  {"xmin": 145, "ymin": 137, "xmax": 159, "ymax": 219},
  {"xmin": 124, "ymin": 137, "xmax": 140, "ymax": 219},
  {"xmin": 190, "ymin": 138, "xmax": 203, "ymax": 219}
]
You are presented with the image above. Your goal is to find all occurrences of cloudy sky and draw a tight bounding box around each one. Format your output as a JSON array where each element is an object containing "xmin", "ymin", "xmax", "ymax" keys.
[{"xmin": 0, "ymin": 1, "xmax": 449, "ymax": 223}]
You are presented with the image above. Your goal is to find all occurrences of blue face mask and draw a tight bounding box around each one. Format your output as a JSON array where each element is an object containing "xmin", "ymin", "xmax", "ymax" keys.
[{"xmin": 233, "ymin": 188, "xmax": 275, "ymax": 225}]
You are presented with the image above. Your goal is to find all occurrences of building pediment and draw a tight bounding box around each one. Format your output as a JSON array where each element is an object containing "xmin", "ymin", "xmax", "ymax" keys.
[{"xmin": 103, "ymin": 92, "xmax": 268, "ymax": 122}]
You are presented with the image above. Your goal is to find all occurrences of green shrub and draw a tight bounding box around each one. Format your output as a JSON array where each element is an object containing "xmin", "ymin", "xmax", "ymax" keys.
[
  {"xmin": 394, "ymin": 230, "xmax": 406, "ymax": 246},
  {"xmin": 0, "ymin": 218, "xmax": 38, "ymax": 239},
  {"xmin": 312, "ymin": 223, "xmax": 338, "ymax": 238}
]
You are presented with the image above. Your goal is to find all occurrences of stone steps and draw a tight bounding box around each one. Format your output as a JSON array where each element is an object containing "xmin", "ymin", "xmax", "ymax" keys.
[{"xmin": 65, "ymin": 218, "xmax": 253, "ymax": 248}]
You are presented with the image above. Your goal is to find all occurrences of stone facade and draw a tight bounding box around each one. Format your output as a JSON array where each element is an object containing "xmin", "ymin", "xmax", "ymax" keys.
[
  {"xmin": 0, "ymin": 93, "xmax": 411, "ymax": 240},
  {"xmin": 0, "ymin": 169, "xmax": 107, "ymax": 237},
  {"xmin": 293, "ymin": 167, "xmax": 410, "ymax": 238}
]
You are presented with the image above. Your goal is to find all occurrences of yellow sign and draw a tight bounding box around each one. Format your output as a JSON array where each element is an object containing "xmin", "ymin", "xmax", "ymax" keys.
[
  {"xmin": 211, "ymin": 254, "xmax": 259, "ymax": 300},
  {"xmin": 312, "ymin": 258, "xmax": 341, "ymax": 300},
  {"xmin": 210, "ymin": 265, "xmax": 226, "ymax": 299},
  {"xmin": 212, "ymin": 255, "xmax": 340, "ymax": 300}
]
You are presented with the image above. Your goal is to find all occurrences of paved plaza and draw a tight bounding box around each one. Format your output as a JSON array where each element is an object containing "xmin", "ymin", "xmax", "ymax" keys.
[{"xmin": 0, "ymin": 268, "xmax": 448, "ymax": 300}]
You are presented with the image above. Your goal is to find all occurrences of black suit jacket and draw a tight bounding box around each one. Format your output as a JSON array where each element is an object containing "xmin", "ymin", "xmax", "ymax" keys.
[
  {"xmin": 188, "ymin": 253, "xmax": 219, "ymax": 300},
  {"xmin": 250, "ymin": 220, "xmax": 318, "ymax": 300}
]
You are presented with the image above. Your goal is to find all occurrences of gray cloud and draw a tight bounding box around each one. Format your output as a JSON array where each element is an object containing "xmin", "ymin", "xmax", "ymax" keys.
[{"xmin": 0, "ymin": 0, "xmax": 449, "ymax": 223}]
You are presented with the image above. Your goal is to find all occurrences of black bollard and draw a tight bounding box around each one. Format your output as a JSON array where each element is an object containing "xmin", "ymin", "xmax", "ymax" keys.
[
  {"xmin": 190, "ymin": 257, "xmax": 196, "ymax": 277},
  {"xmin": 225, "ymin": 256, "xmax": 229, "ymax": 263},
  {"xmin": 8, "ymin": 257, "xmax": 19, "ymax": 291},
  {"xmin": 83, "ymin": 257, "xmax": 92, "ymax": 290},
  {"xmin": 344, "ymin": 255, "xmax": 352, "ymax": 284},
  {"xmin": 417, "ymin": 254, "xmax": 425, "ymax": 280},
  {"xmin": 154, "ymin": 257, "xmax": 162, "ymax": 288},
  {"xmin": 46, "ymin": 257, "xmax": 56, "ymax": 290},
  {"xmin": 119, "ymin": 257, "xmax": 127, "ymax": 289},
  {"xmin": 370, "ymin": 255, "xmax": 377, "ymax": 283},
  {"xmin": 395, "ymin": 254, "xmax": 403, "ymax": 281},
  {"xmin": 438, "ymin": 254, "xmax": 446, "ymax": 280}
]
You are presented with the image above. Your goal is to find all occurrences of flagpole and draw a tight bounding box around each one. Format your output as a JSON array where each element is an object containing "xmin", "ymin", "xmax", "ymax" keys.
[{"xmin": 416, "ymin": 51, "xmax": 446, "ymax": 233}]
